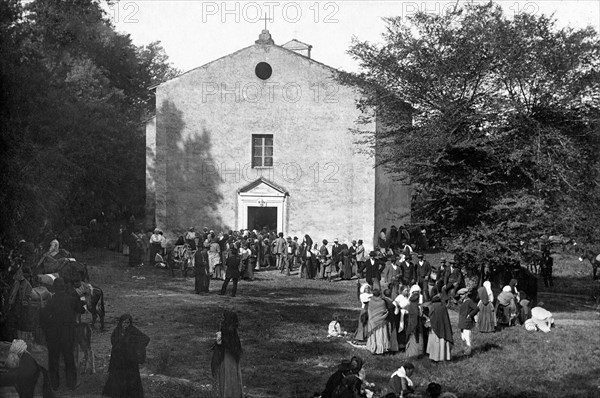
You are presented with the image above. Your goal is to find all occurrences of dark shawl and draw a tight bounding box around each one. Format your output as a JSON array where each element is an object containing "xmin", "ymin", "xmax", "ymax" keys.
[
  {"xmin": 339, "ymin": 244, "xmax": 349, "ymax": 259},
  {"xmin": 429, "ymin": 297, "xmax": 453, "ymax": 344},
  {"xmin": 322, "ymin": 365, "xmax": 351, "ymax": 398},
  {"xmin": 211, "ymin": 311, "xmax": 242, "ymax": 377},
  {"xmin": 405, "ymin": 295, "xmax": 422, "ymax": 342},
  {"xmin": 367, "ymin": 296, "xmax": 388, "ymax": 335},
  {"xmin": 109, "ymin": 315, "xmax": 150, "ymax": 371},
  {"xmin": 194, "ymin": 249, "xmax": 209, "ymax": 274},
  {"xmin": 477, "ymin": 286, "xmax": 489, "ymax": 305},
  {"xmin": 305, "ymin": 235, "xmax": 313, "ymax": 248}
]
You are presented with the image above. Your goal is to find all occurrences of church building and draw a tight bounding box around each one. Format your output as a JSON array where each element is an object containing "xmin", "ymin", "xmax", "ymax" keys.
[{"xmin": 146, "ymin": 29, "xmax": 411, "ymax": 248}]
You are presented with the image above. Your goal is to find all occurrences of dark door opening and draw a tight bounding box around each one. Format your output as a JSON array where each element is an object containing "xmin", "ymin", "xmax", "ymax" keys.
[{"xmin": 247, "ymin": 207, "xmax": 277, "ymax": 231}]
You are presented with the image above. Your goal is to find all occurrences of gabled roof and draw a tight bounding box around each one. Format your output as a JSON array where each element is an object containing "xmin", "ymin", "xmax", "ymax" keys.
[
  {"xmin": 238, "ymin": 177, "xmax": 288, "ymax": 195},
  {"xmin": 150, "ymin": 37, "xmax": 340, "ymax": 90}
]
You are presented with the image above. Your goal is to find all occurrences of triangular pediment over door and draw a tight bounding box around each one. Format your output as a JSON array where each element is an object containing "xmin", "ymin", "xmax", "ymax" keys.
[{"xmin": 237, "ymin": 178, "xmax": 288, "ymax": 233}]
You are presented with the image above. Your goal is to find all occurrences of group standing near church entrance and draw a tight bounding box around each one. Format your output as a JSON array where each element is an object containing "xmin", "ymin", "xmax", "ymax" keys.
[{"xmin": 159, "ymin": 224, "xmax": 428, "ymax": 296}]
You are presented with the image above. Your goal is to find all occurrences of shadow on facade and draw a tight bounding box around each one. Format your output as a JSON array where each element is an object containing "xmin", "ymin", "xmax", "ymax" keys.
[{"xmin": 160, "ymin": 100, "xmax": 225, "ymax": 234}]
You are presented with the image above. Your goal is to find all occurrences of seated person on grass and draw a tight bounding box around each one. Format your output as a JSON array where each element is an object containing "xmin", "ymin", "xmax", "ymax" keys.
[
  {"xmin": 321, "ymin": 356, "xmax": 364, "ymax": 398},
  {"xmin": 388, "ymin": 362, "xmax": 416, "ymax": 397},
  {"xmin": 328, "ymin": 313, "xmax": 347, "ymax": 337},
  {"xmin": 425, "ymin": 382, "xmax": 458, "ymax": 398},
  {"xmin": 524, "ymin": 305, "xmax": 554, "ymax": 333}
]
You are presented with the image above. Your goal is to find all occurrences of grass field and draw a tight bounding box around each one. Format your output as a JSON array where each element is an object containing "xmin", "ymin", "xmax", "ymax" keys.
[{"xmin": 52, "ymin": 249, "xmax": 599, "ymax": 398}]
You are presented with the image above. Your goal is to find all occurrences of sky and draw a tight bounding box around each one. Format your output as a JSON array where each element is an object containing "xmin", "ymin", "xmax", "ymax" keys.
[{"xmin": 107, "ymin": 0, "xmax": 600, "ymax": 73}]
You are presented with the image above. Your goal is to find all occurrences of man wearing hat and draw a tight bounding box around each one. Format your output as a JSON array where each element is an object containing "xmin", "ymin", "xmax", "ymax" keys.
[
  {"xmin": 457, "ymin": 287, "xmax": 479, "ymax": 355},
  {"xmin": 381, "ymin": 255, "xmax": 402, "ymax": 297},
  {"xmin": 283, "ymin": 236, "xmax": 293, "ymax": 276},
  {"xmin": 443, "ymin": 259, "xmax": 465, "ymax": 305},
  {"xmin": 318, "ymin": 240, "xmax": 329, "ymax": 279},
  {"xmin": 274, "ymin": 232, "xmax": 287, "ymax": 271},
  {"xmin": 349, "ymin": 240, "xmax": 358, "ymax": 276},
  {"xmin": 400, "ymin": 254, "xmax": 416, "ymax": 287},
  {"xmin": 331, "ymin": 238, "xmax": 341, "ymax": 274},
  {"xmin": 416, "ymin": 254, "xmax": 432, "ymax": 301},
  {"xmin": 355, "ymin": 240, "xmax": 366, "ymax": 278},
  {"xmin": 261, "ymin": 238, "xmax": 272, "ymax": 268},
  {"xmin": 358, "ymin": 251, "xmax": 384, "ymax": 290},
  {"xmin": 40, "ymin": 278, "xmax": 85, "ymax": 390},
  {"xmin": 430, "ymin": 257, "xmax": 446, "ymax": 298}
]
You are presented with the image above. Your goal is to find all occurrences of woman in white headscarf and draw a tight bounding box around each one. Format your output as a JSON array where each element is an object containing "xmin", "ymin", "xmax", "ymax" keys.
[
  {"xmin": 524, "ymin": 306, "xmax": 554, "ymax": 333},
  {"xmin": 477, "ymin": 281, "xmax": 496, "ymax": 333}
]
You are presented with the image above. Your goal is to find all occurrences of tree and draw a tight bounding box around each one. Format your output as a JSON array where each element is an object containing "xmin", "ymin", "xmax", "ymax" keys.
[
  {"xmin": 136, "ymin": 41, "xmax": 182, "ymax": 113},
  {"xmin": 0, "ymin": 0, "xmax": 179, "ymax": 244},
  {"xmin": 339, "ymin": 2, "xmax": 600, "ymax": 273}
]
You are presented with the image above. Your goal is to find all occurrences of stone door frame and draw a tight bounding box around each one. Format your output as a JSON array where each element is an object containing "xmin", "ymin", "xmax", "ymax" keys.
[{"xmin": 236, "ymin": 177, "xmax": 288, "ymax": 233}]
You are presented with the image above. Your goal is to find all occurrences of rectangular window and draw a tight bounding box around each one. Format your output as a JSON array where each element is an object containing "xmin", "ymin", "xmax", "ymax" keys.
[{"xmin": 252, "ymin": 135, "xmax": 273, "ymax": 168}]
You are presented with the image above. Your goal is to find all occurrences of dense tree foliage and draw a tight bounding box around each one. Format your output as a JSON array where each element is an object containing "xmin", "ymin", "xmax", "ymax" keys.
[
  {"xmin": 0, "ymin": 0, "xmax": 179, "ymax": 243},
  {"xmin": 340, "ymin": 2, "xmax": 600, "ymax": 273}
]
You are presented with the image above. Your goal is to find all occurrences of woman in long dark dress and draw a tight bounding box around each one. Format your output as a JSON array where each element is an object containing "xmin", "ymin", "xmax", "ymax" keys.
[
  {"xmin": 301, "ymin": 235, "xmax": 315, "ymax": 279},
  {"xmin": 404, "ymin": 290, "xmax": 423, "ymax": 358},
  {"xmin": 103, "ymin": 314, "xmax": 150, "ymax": 398},
  {"xmin": 340, "ymin": 244, "xmax": 352, "ymax": 280},
  {"xmin": 477, "ymin": 281, "xmax": 496, "ymax": 333},
  {"xmin": 194, "ymin": 244, "xmax": 210, "ymax": 294},
  {"xmin": 211, "ymin": 310, "xmax": 243, "ymax": 398},
  {"xmin": 426, "ymin": 294, "xmax": 453, "ymax": 362}
]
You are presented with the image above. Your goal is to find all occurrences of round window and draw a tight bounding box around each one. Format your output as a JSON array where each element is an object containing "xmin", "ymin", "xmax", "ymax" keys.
[{"xmin": 255, "ymin": 62, "xmax": 272, "ymax": 80}]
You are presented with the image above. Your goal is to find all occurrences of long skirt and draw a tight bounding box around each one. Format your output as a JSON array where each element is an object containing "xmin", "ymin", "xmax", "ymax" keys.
[
  {"xmin": 149, "ymin": 243, "xmax": 162, "ymax": 266},
  {"xmin": 208, "ymin": 253, "xmax": 220, "ymax": 274},
  {"xmin": 306, "ymin": 257, "xmax": 315, "ymax": 279},
  {"xmin": 404, "ymin": 333, "xmax": 422, "ymax": 358},
  {"xmin": 214, "ymin": 264, "xmax": 225, "ymax": 280},
  {"xmin": 366, "ymin": 324, "xmax": 390, "ymax": 355},
  {"xmin": 195, "ymin": 271, "xmax": 210, "ymax": 293},
  {"xmin": 341, "ymin": 258, "xmax": 352, "ymax": 280},
  {"xmin": 353, "ymin": 309, "xmax": 369, "ymax": 342},
  {"xmin": 215, "ymin": 351, "xmax": 243, "ymax": 398},
  {"xmin": 388, "ymin": 319, "xmax": 399, "ymax": 352},
  {"xmin": 426, "ymin": 331, "xmax": 452, "ymax": 362},
  {"xmin": 478, "ymin": 301, "xmax": 496, "ymax": 333},
  {"xmin": 103, "ymin": 367, "xmax": 144, "ymax": 398}
]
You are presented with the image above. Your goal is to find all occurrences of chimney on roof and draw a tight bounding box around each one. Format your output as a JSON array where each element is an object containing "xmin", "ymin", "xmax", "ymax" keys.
[
  {"xmin": 282, "ymin": 39, "xmax": 312, "ymax": 58},
  {"xmin": 255, "ymin": 29, "xmax": 274, "ymax": 45}
]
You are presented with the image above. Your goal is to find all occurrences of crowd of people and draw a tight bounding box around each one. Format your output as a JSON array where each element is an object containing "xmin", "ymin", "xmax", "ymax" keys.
[
  {"xmin": 134, "ymin": 225, "xmax": 440, "ymax": 299},
  {"xmin": 318, "ymin": 262, "xmax": 554, "ymax": 397},
  {"xmin": 313, "ymin": 288, "xmax": 554, "ymax": 397},
  {"xmin": 0, "ymin": 222, "xmax": 558, "ymax": 398}
]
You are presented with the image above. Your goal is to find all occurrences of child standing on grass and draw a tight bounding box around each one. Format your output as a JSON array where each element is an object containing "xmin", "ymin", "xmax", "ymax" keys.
[{"xmin": 457, "ymin": 288, "xmax": 479, "ymax": 356}]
